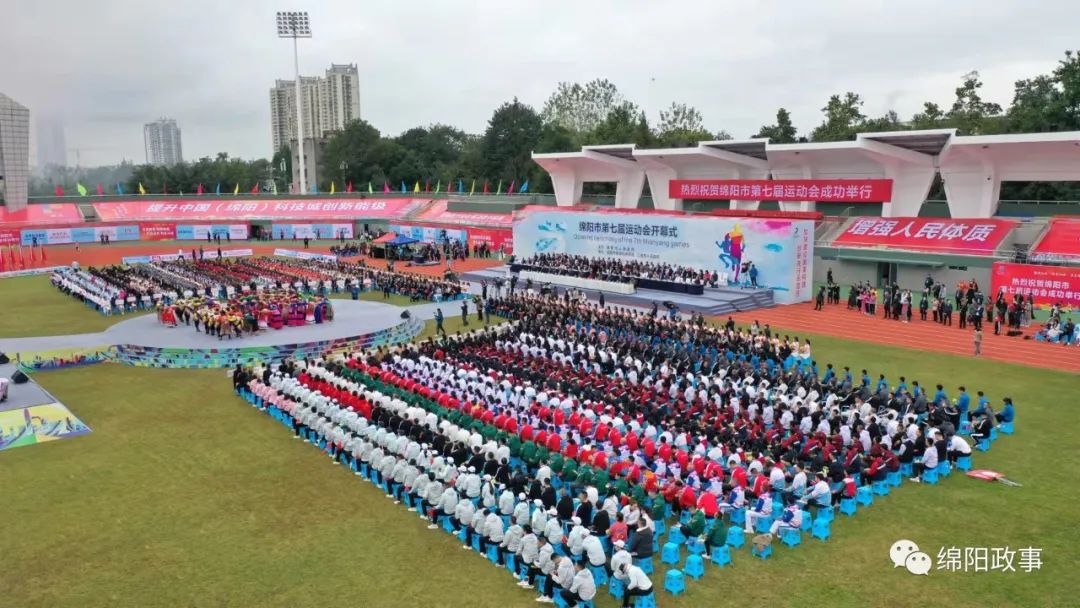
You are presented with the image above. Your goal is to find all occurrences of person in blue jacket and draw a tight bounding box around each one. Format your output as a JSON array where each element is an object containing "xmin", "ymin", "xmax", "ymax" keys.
[
  {"xmin": 996, "ymin": 398, "xmax": 1015, "ymax": 425},
  {"xmin": 956, "ymin": 387, "xmax": 970, "ymax": 414}
]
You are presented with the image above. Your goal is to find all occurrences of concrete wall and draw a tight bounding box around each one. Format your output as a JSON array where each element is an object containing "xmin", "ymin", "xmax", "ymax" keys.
[{"xmin": 814, "ymin": 254, "xmax": 992, "ymax": 292}]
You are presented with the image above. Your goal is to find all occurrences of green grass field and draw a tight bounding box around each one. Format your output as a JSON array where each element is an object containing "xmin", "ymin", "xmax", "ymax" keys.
[
  {"xmin": 0, "ymin": 275, "xmax": 149, "ymax": 338},
  {"xmin": 1, "ymin": 285, "xmax": 1076, "ymax": 607}
]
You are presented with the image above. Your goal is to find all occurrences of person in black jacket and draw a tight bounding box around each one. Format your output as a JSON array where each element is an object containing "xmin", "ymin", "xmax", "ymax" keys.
[
  {"xmin": 626, "ymin": 520, "xmax": 653, "ymax": 559},
  {"xmin": 556, "ymin": 489, "xmax": 575, "ymax": 523},
  {"xmin": 541, "ymin": 480, "xmax": 557, "ymax": 510},
  {"xmin": 591, "ymin": 508, "xmax": 610, "ymax": 538},
  {"xmin": 574, "ymin": 491, "xmax": 593, "ymax": 527}
]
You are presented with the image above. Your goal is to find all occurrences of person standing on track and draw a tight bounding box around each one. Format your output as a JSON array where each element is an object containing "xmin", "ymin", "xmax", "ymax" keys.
[{"xmin": 974, "ymin": 328, "xmax": 983, "ymax": 357}]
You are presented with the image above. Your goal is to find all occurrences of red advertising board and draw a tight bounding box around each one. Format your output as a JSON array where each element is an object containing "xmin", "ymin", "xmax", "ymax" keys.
[
  {"xmin": 832, "ymin": 217, "xmax": 1015, "ymax": 254},
  {"xmin": 992, "ymin": 262, "xmax": 1080, "ymax": 309},
  {"xmin": 1031, "ymin": 218, "xmax": 1080, "ymax": 262},
  {"xmin": 417, "ymin": 200, "xmax": 513, "ymax": 227},
  {"xmin": 467, "ymin": 227, "xmax": 514, "ymax": 253},
  {"xmin": 0, "ymin": 228, "xmax": 20, "ymax": 246},
  {"xmin": 0, "ymin": 203, "xmax": 83, "ymax": 226},
  {"xmin": 669, "ymin": 179, "xmax": 893, "ymax": 202},
  {"xmin": 93, "ymin": 198, "xmax": 421, "ymax": 221},
  {"xmin": 139, "ymin": 222, "xmax": 178, "ymax": 241}
]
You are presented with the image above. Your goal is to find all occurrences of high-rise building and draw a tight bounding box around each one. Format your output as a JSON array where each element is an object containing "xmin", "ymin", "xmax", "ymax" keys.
[
  {"xmin": 269, "ymin": 63, "xmax": 360, "ymax": 155},
  {"xmin": 0, "ymin": 92, "xmax": 31, "ymax": 210},
  {"xmin": 144, "ymin": 118, "xmax": 183, "ymax": 166},
  {"xmin": 36, "ymin": 115, "xmax": 67, "ymax": 169}
]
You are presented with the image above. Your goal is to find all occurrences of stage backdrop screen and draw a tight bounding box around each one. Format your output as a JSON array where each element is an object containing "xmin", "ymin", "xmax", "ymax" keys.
[{"xmin": 513, "ymin": 210, "xmax": 813, "ymax": 304}]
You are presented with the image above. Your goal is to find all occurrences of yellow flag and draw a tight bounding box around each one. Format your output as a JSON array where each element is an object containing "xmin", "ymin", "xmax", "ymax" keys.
[
  {"xmin": 469, "ymin": 179, "xmax": 476, "ymax": 196},
  {"xmin": 233, "ymin": 183, "xmax": 240, "ymax": 195},
  {"xmin": 330, "ymin": 182, "xmax": 337, "ymax": 194},
  {"xmin": 435, "ymin": 180, "xmax": 442, "ymax": 194},
  {"xmin": 138, "ymin": 182, "xmax": 146, "ymax": 195},
  {"xmin": 413, "ymin": 181, "xmax": 420, "ymax": 193}
]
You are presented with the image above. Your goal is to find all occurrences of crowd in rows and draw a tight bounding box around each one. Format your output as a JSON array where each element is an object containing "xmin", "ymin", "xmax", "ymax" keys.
[
  {"xmin": 232, "ymin": 290, "xmax": 1013, "ymax": 605},
  {"xmin": 515, "ymin": 254, "xmax": 717, "ymax": 287}
]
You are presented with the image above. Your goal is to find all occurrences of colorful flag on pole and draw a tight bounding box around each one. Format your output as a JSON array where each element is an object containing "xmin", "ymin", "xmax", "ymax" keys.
[
  {"xmin": 76, "ymin": 183, "xmax": 88, "ymax": 196},
  {"xmin": 162, "ymin": 183, "xmax": 168, "ymax": 195},
  {"xmin": 233, "ymin": 183, "xmax": 240, "ymax": 195},
  {"xmin": 251, "ymin": 183, "xmax": 259, "ymax": 194},
  {"xmin": 311, "ymin": 183, "xmax": 318, "ymax": 194},
  {"xmin": 496, "ymin": 180, "xmax": 503, "ymax": 195},
  {"xmin": 383, "ymin": 181, "xmax": 390, "ymax": 193},
  {"xmin": 39, "ymin": 244, "xmax": 46, "ymax": 263},
  {"xmin": 116, "ymin": 183, "xmax": 124, "ymax": 195},
  {"xmin": 96, "ymin": 183, "xmax": 104, "ymax": 196},
  {"xmin": 215, "ymin": 183, "xmax": 222, "ymax": 195},
  {"xmin": 483, "ymin": 180, "xmax": 489, "ymax": 194},
  {"xmin": 435, "ymin": 180, "xmax": 441, "ymax": 194},
  {"xmin": 413, "ymin": 181, "xmax": 420, "ymax": 193},
  {"xmin": 507, "ymin": 180, "xmax": 516, "ymax": 196},
  {"xmin": 447, "ymin": 180, "xmax": 454, "ymax": 194},
  {"xmin": 346, "ymin": 181, "xmax": 353, "ymax": 193},
  {"xmin": 470, "ymin": 179, "xmax": 476, "ymax": 196},
  {"xmin": 401, "ymin": 181, "xmax": 407, "ymax": 193},
  {"xmin": 138, "ymin": 182, "xmax": 146, "ymax": 195},
  {"xmin": 272, "ymin": 181, "xmax": 278, "ymax": 195},
  {"xmin": 459, "ymin": 179, "xmax": 465, "ymax": 194},
  {"xmin": 368, "ymin": 182, "xmax": 373, "ymax": 194},
  {"xmin": 30, "ymin": 245, "xmax": 37, "ymax": 262},
  {"xmin": 424, "ymin": 180, "xmax": 431, "ymax": 193},
  {"xmin": 197, "ymin": 183, "xmax": 204, "ymax": 195},
  {"xmin": 330, "ymin": 182, "xmax": 337, "ymax": 194},
  {"xmin": 54, "ymin": 185, "xmax": 64, "ymax": 196},
  {"xmin": 519, "ymin": 180, "xmax": 529, "ymax": 193}
]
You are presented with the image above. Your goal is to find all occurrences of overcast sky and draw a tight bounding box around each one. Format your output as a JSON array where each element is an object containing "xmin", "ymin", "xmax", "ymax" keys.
[{"xmin": 4, "ymin": 0, "xmax": 1077, "ymax": 167}]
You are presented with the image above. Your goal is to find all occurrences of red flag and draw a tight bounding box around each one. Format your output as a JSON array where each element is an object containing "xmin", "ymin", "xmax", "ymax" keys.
[
  {"xmin": 448, "ymin": 180, "xmax": 455, "ymax": 194},
  {"xmin": 18, "ymin": 245, "xmax": 25, "ymax": 269},
  {"xmin": 39, "ymin": 245, "xmax": 47, "ymax": 263},
  {"xmin": 197, "ymin": 183, "xmax": 204, "ymax": 195},
  {"xmin": 0, "ymin": 248, "xmax": 5, "ymax": 272},
  {"xmin": 251, "ymin": 183, "xmax": 260, "ymax": 194},
  {"xmin": 424, "ymin": 180, "xmax": 430, "ymax": 193},
  {"xmin": 54, "ymin": 185, "xmax": 65, "ymax": 196},
  {"xmin": 346, "ymin": 181, "xmax": 353, "ymax": 193},
  {"xmin": 6, "ymin": 246, "xmax": 14, "ymax": 269},
  {"xmin": 507, "ymin": 180, "xmax": 516, "ymax": 196},
  {"xmin": 383, "ymin": 181, "xmax": 390, "ymax": 193},
  {"xmin": 96, "ymin": 184, "xmax": 104, "ymax": 196},
  {"xmin": 482, "ymin": 180, "xmax": 489, "ymax": 194}
]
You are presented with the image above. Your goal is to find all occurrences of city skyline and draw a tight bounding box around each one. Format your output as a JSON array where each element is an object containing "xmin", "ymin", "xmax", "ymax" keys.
[
  {"xmin": 270, "ymin": 63, "xmax": 361, "ymax": 156},
  {"xmin": 3, "ymin": 1, "xmax": 1078, "ymax": 166},
  {"xmin": 143, "ymin": 118, "xmax": 183, "ymax": 166}
]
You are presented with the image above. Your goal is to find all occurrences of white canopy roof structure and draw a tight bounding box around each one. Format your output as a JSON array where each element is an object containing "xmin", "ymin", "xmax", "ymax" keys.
[{"xmin": 532, "ymin": 129, "xmax": 1080, "ymax": 218}]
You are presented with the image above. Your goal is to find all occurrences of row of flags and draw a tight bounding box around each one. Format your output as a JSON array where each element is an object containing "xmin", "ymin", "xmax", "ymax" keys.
[
  {"xmin": 0, "ymin": 244, "xmax": 47, "ymax": 272},
  {"xmin": 53, "ymin": 178, "xmax": 532, "ymax": 197}
]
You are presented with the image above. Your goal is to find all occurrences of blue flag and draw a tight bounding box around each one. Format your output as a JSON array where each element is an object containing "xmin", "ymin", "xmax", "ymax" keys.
[
  {"xmin": 115, "ymin": 183, "xmax": 124, "ymax": 195},
  {"xmin": 401, "ymin": 181, "xmax": 407, "ymax": 193},
  {"xmin": 519, "ymin": 180, "xmax": 529, "ymax": 193},
  {"xmin": 215, "ymin": 183, "xmax": 221, "ymax": 195},
  {"xmin": 311, "ymin": 183, "xmax": 318, "ymax": 194},
  {"xmin": 458, "ymin": 178, "xmax": 464, "ymax": 194}
]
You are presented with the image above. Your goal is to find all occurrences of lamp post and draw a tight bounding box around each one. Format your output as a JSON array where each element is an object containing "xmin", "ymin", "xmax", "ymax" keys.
[{"xmin": 276, "ymin": 11, "xmax": 312, "ymax": 195}]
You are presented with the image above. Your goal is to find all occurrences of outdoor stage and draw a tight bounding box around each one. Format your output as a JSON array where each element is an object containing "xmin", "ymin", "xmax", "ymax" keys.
[{"xmin": 463, "ymin": 266, "xmax": 775, "ymax": 315}]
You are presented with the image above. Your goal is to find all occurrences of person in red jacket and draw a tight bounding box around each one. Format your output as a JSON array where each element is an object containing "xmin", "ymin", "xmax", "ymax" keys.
[{"xmin": 697, "ymin": 489, "xmax": 719, "ymax": 518}]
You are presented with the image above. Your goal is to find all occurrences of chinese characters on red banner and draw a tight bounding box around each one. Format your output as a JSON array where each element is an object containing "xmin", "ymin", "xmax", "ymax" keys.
[
  {"xmin": 833, "ymin": 218, "xmax": 1015, "ymax": 254},
  {"xmin": 93, "ymin": 198, "xmax": 420, "ymax": 221},
  {"xmin": 992, "ymin": 262, "xmax": 1080, "ymax": 308},
  {"xmin": 669, "ymin": 179, "xmax": 893, "ymax": 202}
]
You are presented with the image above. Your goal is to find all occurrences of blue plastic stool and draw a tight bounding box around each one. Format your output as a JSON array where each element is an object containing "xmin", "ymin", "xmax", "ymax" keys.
[
  {"xmin": 633, "ymin": 592, "xmax": 657, "ymax": 608},
  {"xmin": 663, "ymin": 570, "xmax": 686, "ymax": 595},
  {"xmin": 840, "ymin": 498, "xmax": 857, "ymax": 516},
  {"xmin": 956, "ymin": 455, "xmax": 972, "ymax": 472},
  {"xmin": 886, "ymin": 471, "xmax": 902, "ymax": 487},
  {"xmin": 471, "ymin": 534, "xmax": 481, "ymax": 551},
  {"xmin": 990, "ymin": 426, "xmax": 999, "ymax": 442},
  {"xmin": 922, "ymin": 467, "xmax": 939, "ymax": 485},
  {"xmin": 800, "ymin": 511, "xmax": 813, "ymax": 531},
  {"xmin": 856, "ymin": 485, "xmax": 874, "ymax": 506},
  {"xmin": 816, "ymin": 505, "xmax": 834, "ymax": 523},
  {"xmin": 710, "ymin": 544, "xmax": 732, "ymax": 567},
  {"xmin": 812, "ymin": 518, "xmax": 831, "ymax": 542},
  {"xmin": 1000, "ymin": 421, "xmax": 1014, "ymax": 435},
  {"xmin": 686, "ymin": 537, "xmax": 706, "ymax": 555},
  {"xmin": 588, "ymin": 564, "xmax": 607, "ymax": 585},
  {"xmin": 486, "ymin": 545, "xmax": 499, "ymax": 564},
  {"xmin": 780, "ymin": 527, "xmax": 802, "ymax": 548},
  {"xmin": 442, "ymin": 517, "xmax": 455, "ymax": 534},
  {"xmin": 900, "ymin": 463, "xmax": 914, "ymax": 477},
  {"xmin": 726, "ymin": 526, "xmax": 744, "ymax": 549},
  {"xmin": 937, "ymin": 461, "xmax": 952, "ymax": 478},
  {"xmin": 730, "ymin": 507, "xmax": 746, "ymax": 526},
  {"xmin": 608, "ymin": 575, "xmax": 624, "ymax": 600},
  {"xmin": 752, "ymin": 543, "xmax": 773, "ymax": 560},
  {"xmin": 661, "ymin": 542, "xmax": 681, "ymax": 566},
  {"xmin": 976, "ymin": 437, "xmax": 991, "ymax": 452},
  {"xmin": 754, "ymin": 514, "xmax": 773, "ymax": 534},
  {"xmin": 457, "ymin": 527, "xmax": 467, "ymax": 543},
  {"xmin": 654, "ymin": 518, "xmax": 666, "ymax": 536},
  {"xmin": 684, "ymin": 554, "xmax": 705, "ymax": 580},
  {"xmin": 872, "ymin": 481, "xmax": 890, "ymax": 496},
  {"xmin": 636, "ymin": 557, "xmax": 654, "ymax": 574},
  {"xmin": 668, "ymin": 527, "xmax": 686, "ymax": 545}
]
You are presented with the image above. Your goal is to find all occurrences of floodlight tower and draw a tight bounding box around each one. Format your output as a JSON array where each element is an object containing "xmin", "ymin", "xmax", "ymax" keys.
[{"xmin": 276, "ymin": 11, "xmax": 312, "ymax": 194}]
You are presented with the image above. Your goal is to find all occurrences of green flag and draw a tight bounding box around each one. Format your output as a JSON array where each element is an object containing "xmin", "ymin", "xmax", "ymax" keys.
[
  {"xmin": 76, "ymin": 183, "xmax": 88, "ymax": 196},
  {"xmin": 368, "ymin": 182, "xmax": 373, "ymax": 194},
  {"xmin": 496, "ymin": 180, "xmax": 503, "ymax": 195},
  {"xmin": 469, "ymin": 179, "xmax": 476, "ymax": 196},
  {"xmin": 435, "ymin": 180, "xmax": 441, "ymax": 194}
]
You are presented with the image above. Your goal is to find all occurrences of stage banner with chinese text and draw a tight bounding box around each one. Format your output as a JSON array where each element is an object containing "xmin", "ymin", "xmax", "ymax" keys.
[
  {"xmin": 139, "ymin": 223, "xmax": 178, "ymax": 241},
  {"xmin": 669, "ymin": 179, "xmax": 893, "ymax": 202},
  {"xmin": 174, "ymin": 224, "xmax": 249, "ymax": 240},
  {"xmin": 20, "ymin": 225, "xmax": 141, "ymax": 245},
  {"xmin": 1030, "ymin": 218, "xmax": 1080, "ymax": 263},
  {"xmin": 92, "ymin": 198, "xmax": 421, "ymax": 221},
  {"xmin": 270, "ymin": 223, "xmax": 354, "ymax": 240},
  {"xmin": 832, "ymin": 217, "xmax": 1015, "ymax": 254},
  {"xmin": 992, "ymin": 262, "xmax": 1080, "ymax": 309},
  {"xmin": 466, "ymin": 227, "xmax": 514, "ymax": 253},
  {"xmin": 513, "ymin": 209, "xmax": 813, "ymax": 304}
]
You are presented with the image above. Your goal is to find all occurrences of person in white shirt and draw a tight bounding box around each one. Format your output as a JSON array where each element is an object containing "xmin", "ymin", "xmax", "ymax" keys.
[
  {"xmin": 558, "ymin": 561, "xmax": 597, "ymax": 607},
  {"xmin": 609, "ymin": 540, "xmax": 632, "ymax": 579},
  {"xmin": 912, "ymin": 437, "xmax": 939, "ymax": 483},
  {"xmin": 744, "ymin": 492, "xmax": 774, "ymax": 534},
  {"xmin": 800, "ymin": 473, "xmax": 832, "ymax": 508},
  {"xmin": 947, "ymin": 433, "xmax": 972, "ymax": 463},
  {"xmin": 618, "ymin": 563, "xmax": 654, "ymax": 607},
  {"xmin": 582, "ymin": 529, "xmax": 606, "ymax": 568}
]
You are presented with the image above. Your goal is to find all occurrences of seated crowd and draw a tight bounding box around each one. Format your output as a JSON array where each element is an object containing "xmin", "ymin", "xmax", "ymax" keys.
[
  {"xmin": 516, "ymin": 254, "xmax": 716, "ymax": 287},
  {"xmin": 234, "ymin": 291, "xmax": 1010, "ymax": 605}
]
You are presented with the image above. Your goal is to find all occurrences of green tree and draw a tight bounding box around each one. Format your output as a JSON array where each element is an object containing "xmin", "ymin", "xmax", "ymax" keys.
[
  {"xmin": 909, "ymin": 102, "xmax": 947, "ymax": 130},
  {"xmin": 541, "ymin": 79, "xmax": 626, "ymax": 133},
  {"xmin": 862, "ymin": 110, "xmax": 905, "ymax": 133},
  {"xmin": 654, "ymin": 102, "xmax": 713, "ymax": 147},
  {"xmin": 753, "ymin": 108, "xmax": 798, "ymax": 143},
  {"xmin": 810, "ymin": 92, "xmax": 866, "ymax": 141},
  {"xmin": 480, "ymin": 98, "xmax": 543, "ymax": 181},
  {"xmin": 946, "ymin": 72, "xmax": 1003, "ymax": 135}
]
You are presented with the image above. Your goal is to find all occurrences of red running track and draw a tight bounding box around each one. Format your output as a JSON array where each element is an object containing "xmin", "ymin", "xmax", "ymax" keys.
[{"xmin": 730, "ymin": 302, "xmax": 1079, "ymax": 374}]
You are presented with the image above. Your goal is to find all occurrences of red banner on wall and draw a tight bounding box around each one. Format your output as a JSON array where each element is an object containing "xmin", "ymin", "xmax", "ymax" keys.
[
  {"xmin": 467, "ymin": 227, "xmax": 514, "ymax": 253},
  {"xmin": 832, "ymin": 217, "xmax": 1015, "ymax": 254},
  {"xmin": 0, "ymin": 229, "xmax": 20, "ymax": 246},
  {"xmin": 417, "ymin": 200, "xmax": 514, "ymax": 227},
  {"xmin": 669, "ymin": 179, "xmax": 893, "ymax": 202},
  {"xmin": 0, "ymin": 204, "xmax": 83, "ymax": 226},
  {"xmin": 992, "ymin": 262, "xmax": 1080, "ymax": 308},
  {"xmin": 139, "ymin": 222, "xmax": 178, "ymax": 241},
  {"xmin": 93, "ymin": 198, "xmax": 422, "ymax": 222},
  {"xmin": 1031, "ymin": 218, "xmax": 1080, "ymax": 262}
]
